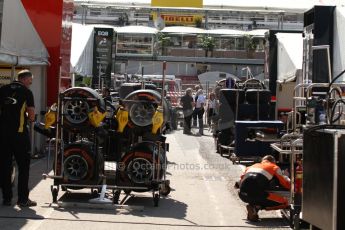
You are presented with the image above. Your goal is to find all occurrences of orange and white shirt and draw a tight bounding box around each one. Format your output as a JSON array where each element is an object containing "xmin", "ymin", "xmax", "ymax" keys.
[{"xmin": 241, "ymin": 160, "xmax": 291, "ymax": 190}]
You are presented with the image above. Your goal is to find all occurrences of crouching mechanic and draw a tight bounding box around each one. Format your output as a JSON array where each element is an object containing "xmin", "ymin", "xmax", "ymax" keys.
[{"xmin": 237, "ymin": 155, "xmax": 290, "ymax": 222}]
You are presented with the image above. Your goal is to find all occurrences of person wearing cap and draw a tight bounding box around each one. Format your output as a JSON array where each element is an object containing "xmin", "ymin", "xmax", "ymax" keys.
[
  {"xmin": 0, "ymin": 69, "xmax": 37, "ymax": 207},
  {"xmin": 237, "ymin": 155, "xmax": 290, "ymax": 222}
]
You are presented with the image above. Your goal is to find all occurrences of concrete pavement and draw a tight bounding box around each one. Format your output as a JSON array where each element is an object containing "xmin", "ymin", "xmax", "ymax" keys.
[{"xmin": 0, "ymin": 127, "xmax": 291, "ymax": 229}]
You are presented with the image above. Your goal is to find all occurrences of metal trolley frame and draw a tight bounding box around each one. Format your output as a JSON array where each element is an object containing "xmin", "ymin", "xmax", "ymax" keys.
[
  {"xmin": 42, "ymin": 89, "xmax": 170, "ymax": 207},
  {"xmin": 271, "ymin": 134, "xmax": 303, "ymax": 229}
]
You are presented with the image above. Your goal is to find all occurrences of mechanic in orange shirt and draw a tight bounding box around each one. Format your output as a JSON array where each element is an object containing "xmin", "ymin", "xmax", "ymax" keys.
[{"xmin": 237, "ymin": 155, "xmax": 290, "ymax": 222}]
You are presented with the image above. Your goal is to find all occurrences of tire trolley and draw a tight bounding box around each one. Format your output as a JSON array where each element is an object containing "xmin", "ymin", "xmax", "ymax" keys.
[{"xmin": 41, "ymin": 87, "xmax": 171, "ymax": 207}]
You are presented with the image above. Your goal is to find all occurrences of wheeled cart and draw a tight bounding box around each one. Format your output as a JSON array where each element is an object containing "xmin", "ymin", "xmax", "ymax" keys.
[
  {"xmin": 110, "ymin": 140, "xmax": 171, "ymax": 207},
  {"xmin": 271, "ymin": 133, "xmax": 303, "ymax": 229},
  {"xmin": 231, "ymin": 120, "xmax": 284, "ymax": 164},
  {"xmin": 43, "ymin": 87, "xmax": 108, "ymax": 203},
  {"xmin": 42, "ymin": 87, "xmax": 171, "ymax": 207}
]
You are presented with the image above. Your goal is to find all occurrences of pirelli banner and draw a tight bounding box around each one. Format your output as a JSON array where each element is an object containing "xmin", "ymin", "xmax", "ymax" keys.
[
  {"xmin": 151, "ymin": 0, "xmax": 203, "ymax": 26},
  {"xmin": 161, "ymin": 14, "xmax": 201, "ymax": 25}
]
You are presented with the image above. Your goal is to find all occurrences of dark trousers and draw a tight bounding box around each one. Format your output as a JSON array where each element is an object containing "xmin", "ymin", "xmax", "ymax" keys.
[
  {"xmin": 194, "ymin": 108, "xmax": 204, "ymax": 134},
  {"xmin": 0, "ymin": 133, "xmax": 31, "ymax": 203},
  {"xmin": 183, "ymin": 109, "xmax": 193, "ymax": 133},
  {"xmin": 195, "ymin": 108, "xmax": 204, "ymax": 120},
  {"xmin": 239, "ymin": 190, "xmax": 282, "ymax": 209},
  {"xmin": 192, "ymin": 108, "xmax": 198, "ymax": 126},
  {"xmin": 207, "ymin": 108, "xmax": 215, "ymax": 125},
  {"xmin": 239, "ymin": 173, "xmax": 288, "ymax": 209}
]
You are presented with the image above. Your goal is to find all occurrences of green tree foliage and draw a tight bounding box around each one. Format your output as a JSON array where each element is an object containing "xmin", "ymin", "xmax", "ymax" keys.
[
  {"xmin": 156, "ymin": 32, "xmax": 171, "ymax": 55},
  {"xmin": 198, "ymin": 35, "xmax": 215, "ymax": 57},
  {"xmin": 195, "ymin": 17, "xmax": 203, "ymax": 28},
  {"xmin": 244, "ymin": 35, "xmax": 257, "ymax": 50}
]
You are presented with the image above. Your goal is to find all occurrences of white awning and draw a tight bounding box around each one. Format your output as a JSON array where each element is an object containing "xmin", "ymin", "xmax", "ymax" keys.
[
  {"xmin": 71, "ymin": 23, "xmax": 94, "ymax": 77},
  {"xmin": 246, "ymin": 29, "xmax": 269, "ymax": 37},
  {"xmin": 276, "ymin": 33, "xmax": 303, "ymax": 82},
  {"xmin": 115, "ymin": 25, "xmax": 158, "ymax": 34},
  {"xmin": 203, "ymin": 0, "xmax": 335, "ymax": 13},
  {"xmin": 0, "ymin": 0, "xmax": 49, "ymax": 66},
  {"xmin": 333, "ymin": 6, "xmax": 345, "ymax": 82},
  {"xmin": 71, "ymin": 23, "xmax": 116, "ymax": 76},
  {"xmin": 207, "ymin": 29, "xmax": 245, "ymax": 37},
  {"xmin": 161, "ymin": 26, "xmax": 205, "ymax": 34}
]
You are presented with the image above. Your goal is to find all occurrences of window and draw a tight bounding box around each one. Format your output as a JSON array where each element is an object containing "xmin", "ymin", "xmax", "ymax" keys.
[
  {"xmin": 236, "ymin": 37, "xmax": 245, "ymax": 50},
  {"xmin": 116, "ymin": 34, "xmax": 153, "ymax": 55},
  {"xmin": 90, "ymin": 9, "xmax": 102, "ymax": 16}
]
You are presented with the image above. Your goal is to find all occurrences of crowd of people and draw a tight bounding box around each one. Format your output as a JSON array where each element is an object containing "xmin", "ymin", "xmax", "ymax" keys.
[{"xmin": 180, "ymin": 84, "xmax": 219, "ymax": 136}]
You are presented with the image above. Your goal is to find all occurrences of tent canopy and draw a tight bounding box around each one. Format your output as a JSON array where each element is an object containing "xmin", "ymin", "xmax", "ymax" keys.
[
  {"xmin": 71, "ymin": 23, "xmax": 94, "ymax": 77},
  {"xmin": 161, "ymin": 26, "xmax": 205, "ymax": 34},
  {"xmin": 116, "ymin": 25, "xmax": 157, "ymax": 34},
  {"xmin": 0, "ymin": 0, "xmax": 49, "ymax": 66},
  {"xmin": 276, "ymin": 33, "xmax": 303, "ymax": 82},
  {"xmin": 71, "ymin": 23, "xmax": 116, "ymax": 76},
  {"xmin": 333, "ymin": 7, "xmax": 345, "ymax": 82}
]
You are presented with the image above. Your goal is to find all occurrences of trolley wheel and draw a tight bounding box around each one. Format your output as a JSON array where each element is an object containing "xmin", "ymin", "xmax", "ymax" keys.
[
  {"xmin": 160, "ymin": 184, "xmax": 171, "ymax": 196},
  {"xmin": 153, "ymin": 193, "xmax": 160, "ymax": 207},
  {"xmin": 91, "ymin": 188, "xmax": 99, "ymax": 198},
  {"xmin": 51, "ymin": 186, "xmax": 59, "ymax": 203},
  {"xmin": 61, "ymin": 87, "xmax": 105, "ymax": 132},
  {"xmin": 230, "ymin": 153, "xmax": 238, "ymax": 164},
  {"xmin": 124, "ymin": 89, "xmax": 169, "ymax": 128},
  {"xmin": 119, "ymin": 142, "xmax": 164, "ymax": 188},
  {"xmin": 113, "ymin": 190, "xmax": 121, "ymax": 204}
]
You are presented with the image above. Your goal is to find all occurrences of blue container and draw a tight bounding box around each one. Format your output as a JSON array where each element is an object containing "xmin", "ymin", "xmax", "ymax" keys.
[{"xmin": 235, "ymin": 120, "xmax": 284, "ymax": 159}]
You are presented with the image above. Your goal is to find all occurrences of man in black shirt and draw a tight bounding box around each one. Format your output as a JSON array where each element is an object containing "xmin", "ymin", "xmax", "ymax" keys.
[
  {"xmin": 180, "ymin": 88, "xmax": 194, "ymax": 135},
  {"xmin": 192, "ymin": 85, "xmax": 200, "ymax": 127},
  {"xmin": 0, "ymin": 70, "xmax": 37, "ymax": 207}
]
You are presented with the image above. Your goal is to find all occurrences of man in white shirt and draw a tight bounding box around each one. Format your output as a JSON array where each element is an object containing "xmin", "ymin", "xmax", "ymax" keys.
[
  {"xmin": 192, "ymin": 85, "xmax": 200, "ymax": 127},
  {"xmin": 195, "ymin": 89, "xmax": 206, "ymax": 135}
]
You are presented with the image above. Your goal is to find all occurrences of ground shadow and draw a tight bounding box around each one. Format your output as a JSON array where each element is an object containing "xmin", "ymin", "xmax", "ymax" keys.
[
  {"xmin": 244, "ymin": 217, "xmax": 290, "ymax": 228},
  {"xmin": 53, "ymin": 190, "xmax": 187, "ymax": 220},
  {"xmin": 0, "ymin": 206, "xmax": 44, "ymax": 230}
]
